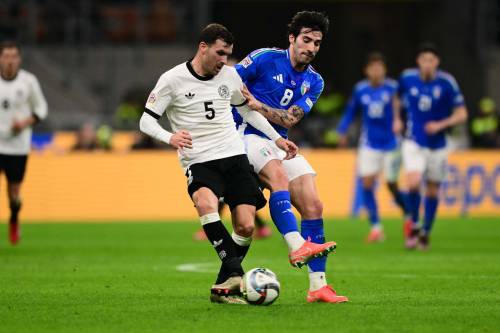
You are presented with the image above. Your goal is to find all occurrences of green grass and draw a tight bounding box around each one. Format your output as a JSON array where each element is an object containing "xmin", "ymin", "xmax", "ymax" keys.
[{"xmin": 1, "ymin": 217, "xmax": 499, "ymax": 333}]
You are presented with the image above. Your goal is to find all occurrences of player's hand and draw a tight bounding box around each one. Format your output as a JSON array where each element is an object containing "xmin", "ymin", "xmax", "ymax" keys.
[
  {"xmin": 393, "ymin": 118, "xmax": 403, "ymax": 135},
  {"xmin": 276, "ymin": 137, "xmax": 298, "ymax": 160},
  {"xmin": 241, "ymin": 84, "xmax": 263, "ymax": 111},
  {"xmin": 170, "ymin": 130, "xmax": 192, "ymax": 149},
  {"xmin": 11, "ymin": 119, "xmax": 29, "ymax": 134},
  {"xmin": 337, "ymin": 134, "xmax": 348, "ymax": 148},
  {"xmin": 424, "ymin": 121, "xmax": 444, "ymax": 135}
]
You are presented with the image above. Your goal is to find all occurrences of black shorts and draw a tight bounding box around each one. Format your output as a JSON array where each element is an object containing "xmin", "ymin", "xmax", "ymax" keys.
[
  {"xmin": 186, "ymin": 154, "xmax": 266, "ymax": 211},
  {"xmin": 0, "ymin": 154, "xmax": 28, "ymax": 183}
]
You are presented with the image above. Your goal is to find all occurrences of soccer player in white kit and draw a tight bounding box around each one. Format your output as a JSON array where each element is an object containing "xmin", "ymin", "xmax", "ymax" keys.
[
  {"xmin": 140, "ymin": 24, "xmax": 332, "ymax": 304},
  {"xmin": 0, "ymin": 41, "xmax": 48, "ymax": 245}
]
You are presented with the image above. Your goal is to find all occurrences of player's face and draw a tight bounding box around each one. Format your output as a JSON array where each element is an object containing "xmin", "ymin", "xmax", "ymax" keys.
[
  {"xmin": 365, "ymin": 61, "xmax": 386, "ymax": 83},
  {"xmin": 0, "ymin": 47, "xmax": 21, "ymax": 79},
  {"xmin": 201, "ymin": 39, "xmax": 233, "ymax": 76},
  {"xmin": 417, "ymin": 52, "xmax": 440, "ymax": 78},
  {"xmin": 289, "ymin": 28, "xmax": 323, "ymax": 66}
]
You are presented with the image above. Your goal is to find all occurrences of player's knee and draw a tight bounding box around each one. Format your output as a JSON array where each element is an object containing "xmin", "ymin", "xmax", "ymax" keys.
[
  {"xmin": 195, "ymin": 198, "xmax": 218, "ymax": 215},
  {"xmin": 234, "ymin": 221, "xmax": 254, "ymax": 238}
]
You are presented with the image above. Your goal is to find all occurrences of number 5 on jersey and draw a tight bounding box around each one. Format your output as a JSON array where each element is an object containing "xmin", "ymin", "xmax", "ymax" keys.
[{"xmin": 204, "ymin": 101, "xmax": 215, "ymax": 119}]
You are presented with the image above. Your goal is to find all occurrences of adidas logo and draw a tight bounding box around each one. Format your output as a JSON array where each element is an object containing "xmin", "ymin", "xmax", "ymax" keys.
[
  {"xmin": 185, "ymin": 92, "xmax": 195, "ymax": 99},
  {"xmin": 272, "ymin": 74, "xmax": 284, "ymax": 84}
]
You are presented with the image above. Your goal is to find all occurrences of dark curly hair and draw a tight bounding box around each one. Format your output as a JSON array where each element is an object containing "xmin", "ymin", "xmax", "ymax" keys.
[
  {"xmin": 198, "ymin": 23, "xmax": 234, "ymax": 46},
  {"xmin": 287, "ymin": 11, "xmax": 329, "ymax": 38}
]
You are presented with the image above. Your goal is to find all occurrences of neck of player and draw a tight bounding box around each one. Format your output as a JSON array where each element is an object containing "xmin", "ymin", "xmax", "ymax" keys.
[
  {"xmin": 289, "ymin": 47, "xmax": 307, "ymax": 72},
  {"xmin": 190, "ymin": 56, "xmax": 212, "ymax": 78},
  {"xmin": 0, "ymin": 69, "xmax": 18, "ymax": 81},
  {"xmin": 420, "ymin": 70, "xmax": 437, "ymax": 82}
]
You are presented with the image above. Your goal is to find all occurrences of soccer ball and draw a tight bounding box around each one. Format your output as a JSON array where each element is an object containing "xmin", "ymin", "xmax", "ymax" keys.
[{"xmin": 240, "ymin": 268, "xmax": 280, "ymax": 305}]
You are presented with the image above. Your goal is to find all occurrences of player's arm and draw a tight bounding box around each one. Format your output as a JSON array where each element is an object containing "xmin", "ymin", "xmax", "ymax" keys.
[
  {"xmin": 241, "ymin": 84, "xmax": 303, "ymax": 129},
  {"xmin": 139, "ymin": 74, "xmax": 192, "ymax": 149},
  {"xmin": 424, "ymin": 105, "xmax": 468, "ymax": 135},
  {"xmin": 235, "ymin": 103, "xmax": 298, "ymax": 159},
  {"xmin": 335, "ymin": 90, "xmax": 359, "ymax": 147},
  {"xmin": 392, "ymin": 95, "xmax": 404, "ymax": 135},
  {"xmin": 425, "ymin": 79, "xmax": 468, "ymax": 135},
  {"xmin": 13, "ymin": 75, "xmax": 48, "ymax": 134}
]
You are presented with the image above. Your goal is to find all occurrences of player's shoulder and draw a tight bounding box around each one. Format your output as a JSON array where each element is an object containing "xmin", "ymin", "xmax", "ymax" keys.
[
  {"xmin": 384, "ymin": 78, "xmax": 398, "ymax": 89},
  {"xmin": 306, "ymin": 65, "xmax": 324, "ymax": 85},
  {"xmin": 219, "ymin": 65, "xmax": 241, "ymax": 82},
  {"xmin": 18, "ymin": 69, "xmax": 38, "ymax": 82},
  {"xmin": 354, "ymin": 79, "xmax": 370, "ymax": 92},
  {"xmin": 400, "ymin": 68, "xmax": 419, "ymax": 80},
  {"xmin": 243, "ymin": 47, "xmax": 286, "ymax": 66},
  {"xmin": 436, "ymin": 70, "xmax": 459, "ymax": 90}
]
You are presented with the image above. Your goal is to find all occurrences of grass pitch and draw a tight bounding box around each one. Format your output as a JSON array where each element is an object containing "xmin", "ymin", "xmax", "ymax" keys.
[{"xmin": 1, "ymin": 217, "xmax": 499, "ymax": 333}]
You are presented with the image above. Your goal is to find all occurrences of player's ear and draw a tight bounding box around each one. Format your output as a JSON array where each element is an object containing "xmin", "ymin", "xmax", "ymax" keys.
[{"xmin": 288, "ymin": 34, "xmax": 295, "ymax": 44}]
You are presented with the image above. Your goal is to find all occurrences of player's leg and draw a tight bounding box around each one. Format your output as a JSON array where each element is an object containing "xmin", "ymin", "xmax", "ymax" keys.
[
  {"xmin": 193, "ymin": 200, "xmax": 225, "ymax": 241},
  {"xmin": 401, "ymin": 140, "xmax": 425, "ymax": 249},
  {"xmin": 288, "ymin": 171, "xmax": 347, "ymax": 303},
  {"xmin": 358, "ymin": 147, "xmax": 385, "ymax": 242},
  {"xmin": 5, "ymin": 155, "xmax": 27, "ymax": 245},
  {"xmin": 244, "ymin": 135, "xmax": 304, "ymax": 256},
  {"xmin": 383, "ymin": 149, "xmax": 412, "ymax": 236},
  {"xmin": 419, "ymin": 149, "xmax": 447, "ymax": 250}
]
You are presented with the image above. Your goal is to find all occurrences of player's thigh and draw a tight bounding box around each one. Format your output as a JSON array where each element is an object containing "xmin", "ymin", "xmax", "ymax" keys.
[
  {"xmin": 402, "ymin": 140, "xmax": 425, "ymax": 174},
  {"xmin": 243, "ymin": 134, "xmax": 282, "ymax": 174},
  {"xmin": 425, "ymin": 148, "xmax": 448, "ymax": 183},
  {"xmin": 281, "ymin": 154, "xmax": 316, "ymax": 182},
  {"xmin": 223, "ymin": 155, "xmax": 267, "ymax": 212},
  {"xmin": 4, "ymin": 155, "xmax": 28, "ymax": 184},
  {"xmin": 186, "ymin": 161, "xmax": 224, "ymax": 214},
  {"xmin": 383, "ymin": 149, "xmax": 402, "ymax": 183},
  {"xmin": 358, "ymin": 146, "xmax": 383, "ymax": 178}
]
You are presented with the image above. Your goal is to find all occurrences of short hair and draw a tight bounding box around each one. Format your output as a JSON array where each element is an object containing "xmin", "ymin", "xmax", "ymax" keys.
[
  {"xmin": 0, "ymin": 40, "xmax": 20, "ymax": 55},
  {"xmin": 417, "ymin": 42, "xmax": 439, "ymax": 57},
  {"xmin": 287, "ymin": 11, "xmax": 329, "ymax": 38},
  {"xmin": 365, "ymin": 52, "xmax": 386, "ymax": 66},
  {"xmin": 198, "ymin": 23, "xmax": 234, "ymax": 46}
]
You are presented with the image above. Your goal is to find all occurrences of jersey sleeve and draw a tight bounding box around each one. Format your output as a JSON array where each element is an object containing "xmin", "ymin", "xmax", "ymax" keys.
[
  {"xmin": 234, "ymin": 49, "xmax": 269, "ymax": 83},
  {"xmin": 228, "ymin": 68, "xmax": 247, "ymax": 107},
  {"xmin": 28, "ymin": 74, "xmax": 48, "ymax": 121},
  {"xmin": 336, "ymin": 88, "xmax": 359, "ymax": 135},
  {"xmin": 445, "ymin": 74, "xmax": 465, "ymax": 108},
  {"xmin": 145, "ymin": 72, "xmax": 174, "ymax": 117},
  {"xmin": 292, "ymin": 76, "xmax": 324, "ymax": 115}
]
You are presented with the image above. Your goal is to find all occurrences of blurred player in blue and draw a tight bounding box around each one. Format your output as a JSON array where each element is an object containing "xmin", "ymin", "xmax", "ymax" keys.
[
  {"xmin": 336, "ymin": 52, "xmax": 410, "ymax": 243},
  {"xmin": 398, "ymin": 43, "xmax": 467, "ymax": 250},
  {"xmin": 236, "ymin": 11, "xmax": 348, "ymax": 303}
]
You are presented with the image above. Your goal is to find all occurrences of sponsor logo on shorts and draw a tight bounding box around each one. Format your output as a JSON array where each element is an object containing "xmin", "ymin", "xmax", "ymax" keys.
[{"xmin": 260, "ymin": 147, "xmax": 272, "ymax": 157}]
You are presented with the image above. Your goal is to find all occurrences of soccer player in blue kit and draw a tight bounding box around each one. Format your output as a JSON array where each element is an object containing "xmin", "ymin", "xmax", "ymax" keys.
[
  {"xmin": 236, "ymin": 11, "xmax": 348, "ymax": 303},
  {"xmin": 336, "ymin": 53, "xmax": 410, "ymax": 243},
  {"xmin": 398, "ymin": 43, "xmax": 467, "ymax": 250}
]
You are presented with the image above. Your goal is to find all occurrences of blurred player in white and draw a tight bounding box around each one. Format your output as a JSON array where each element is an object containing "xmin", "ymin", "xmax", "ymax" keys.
[
  {"xmin": 0, "ymin": 41, "xmax": 48, "ymax": 245},
  {"xmin": 139, "ymin": 24, "xmax": 308, "ymax": 304}
]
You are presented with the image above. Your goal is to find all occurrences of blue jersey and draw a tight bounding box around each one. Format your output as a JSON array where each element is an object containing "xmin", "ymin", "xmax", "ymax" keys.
[
  {"xmin": 337, "ymin": 78, "xmax": 399, "ymax": 151},
  {"xmin": 234, "ymin": 48, "xmax": 324, "ymax": 139},
  {"xmin": 399, "ymin": 68, "xmax": 465, "ymax": 149}
]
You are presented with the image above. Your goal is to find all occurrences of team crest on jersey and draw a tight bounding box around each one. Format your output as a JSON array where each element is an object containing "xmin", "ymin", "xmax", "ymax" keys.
[
  {"xmin": 239, "ymin": 56, "xmax": 253, "ymax": 68},
  {"xmin": 410, "ymin": 87, "xmax": 419, "ymax": 96},
  {"xmin": 433, "ymin": 86, "xmax": 442, "ymax": 99},
  {"xmin": 300, "ymin": 81, "xmax": 310, "ymax": 95},
  {"xmin": 147, "ymin": 92, "xmax": 156, "ymax": 104},
  {"xmin": 218, "ymin": 85, "xmax": 230, "ymax": 99},
  {"xmin": 361, "ymin": 94, "xmax": 371, "ymax": 104}
]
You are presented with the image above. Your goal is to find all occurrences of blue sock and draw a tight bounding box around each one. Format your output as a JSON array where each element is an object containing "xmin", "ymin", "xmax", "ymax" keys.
[
  {"xmin": 423, "ymin": 197, "xmax": 439, "ymax": 234},
  {"xmin": 301, "ymin": 219, "xmax": 326, "ymax": 272},
  {"xmin": 408, "ymin": 191, "xmax": 421, "ymax": 225},
  {"xmin": 362, "ymin": 188, "xmax": 379, "ymax": 226},
  {"xmin": 269, "ymin": 191, "xmax": 299, "ymax": 235}
]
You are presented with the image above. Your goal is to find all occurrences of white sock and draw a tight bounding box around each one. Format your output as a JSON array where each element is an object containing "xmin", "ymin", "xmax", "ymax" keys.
[
  {"xmin": 372, "ymin": 224, "xmax": 383, "ymax": 231},
  {"xmin": 283, "ymin": 231, "xmax": 305, "ymax": 252},
  {"xmin": 309, "ymin": 271, "xmax": 327, "ymax": 291}
]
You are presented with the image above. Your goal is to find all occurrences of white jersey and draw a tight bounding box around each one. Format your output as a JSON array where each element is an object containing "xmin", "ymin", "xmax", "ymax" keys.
[
  {"xmin": 0, "ymin": 69, "xmax": 48, "ymax": 155},
  {"xmin": 145, "ymin": 61, "xmax": 247, "ymax": 169}
]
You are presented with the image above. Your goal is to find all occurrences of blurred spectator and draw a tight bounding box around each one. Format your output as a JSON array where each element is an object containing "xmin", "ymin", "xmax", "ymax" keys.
[
  {"xmin": 72, "ymin": 123, "xmax": 112, "ymax": 151},
  {"xmin": 114, "ymin": 88, "xmax": 145, "ymax": 130},
  {"xmin": 471, "ymin": 97, "xmax": 499, "ymax": 148}
]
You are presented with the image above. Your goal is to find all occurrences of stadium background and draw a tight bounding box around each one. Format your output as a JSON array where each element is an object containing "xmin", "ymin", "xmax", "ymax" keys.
[{"xmin": 0, "ymin": 0, "xmax": 498, "ymax": 221}]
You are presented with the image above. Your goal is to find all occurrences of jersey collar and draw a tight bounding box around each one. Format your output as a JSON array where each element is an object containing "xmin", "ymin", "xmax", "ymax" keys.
[{"xmin": 186, "ymin": 60, "xmax": 214, "ymax": 81}]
